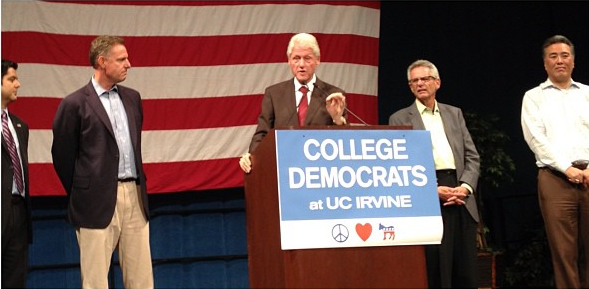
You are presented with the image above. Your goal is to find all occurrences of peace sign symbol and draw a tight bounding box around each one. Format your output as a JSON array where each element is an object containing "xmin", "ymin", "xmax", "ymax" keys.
[{"xmin": 332, "ymin": 224, "xmax": 349, "ymax": 243}]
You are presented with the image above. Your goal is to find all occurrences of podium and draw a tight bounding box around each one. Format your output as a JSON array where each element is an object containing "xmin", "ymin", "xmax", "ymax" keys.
[{"xmin": 244, "ymin": 126, "xmax": 428, "ymax": 288}]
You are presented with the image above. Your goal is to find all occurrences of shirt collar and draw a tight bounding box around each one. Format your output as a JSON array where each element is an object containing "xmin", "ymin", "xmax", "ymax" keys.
[
  {"xmin": 92, "ymin": 76, "xmax": 118, "ymax": 96},
  {"xmin": 415, "ymin": 99, "xmax": 438, "ymax": 115},
  {"xmin": 540, "ymin": 78, "xmax": 580, "ymax": 90},
  {"xmin": 2, "ymin": 108, "xmax": 10, "ymax": 121},
  {"xmin": 294, "ymin": 74, "xmax": 317, "ymax": 93}
]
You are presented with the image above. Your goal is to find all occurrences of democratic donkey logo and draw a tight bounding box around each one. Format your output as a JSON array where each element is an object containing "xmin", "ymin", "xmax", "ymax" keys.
[{"xmin": 379, "ymin": 223, "xmax": 395, "ymax": 240}]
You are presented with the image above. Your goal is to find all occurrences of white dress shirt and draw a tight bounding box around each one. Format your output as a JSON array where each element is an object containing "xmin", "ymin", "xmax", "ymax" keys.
[{"xmin": 521, "ymin": 78, "xmax": 589, "ymax": 172}]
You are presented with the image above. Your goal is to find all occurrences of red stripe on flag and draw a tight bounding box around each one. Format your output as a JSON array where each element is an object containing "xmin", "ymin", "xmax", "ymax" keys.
[
  {"xmin": 28, "ymin": 163, "xmax": 64, "ymax": 196},
  {"xmin": 142, "ymin": 96, "xmax": 264, "ymax": 130},
  {"xmin": 10, "ymin": 98, "xmax": 61, "ymax": 130},
  {"xmin": 145, "ymin": 158, "xmax": 245, "ymax": 193},
  {"xmin": 30, "ymin": 158, "xmax": 246, "ymax": 196},
  {"xmin": 345, "ymin": 94, "xmax": 378, "ymax": 125},
  {"xmin": 1, "ymin": 32, "xmax": 378, "ymax": 67}
]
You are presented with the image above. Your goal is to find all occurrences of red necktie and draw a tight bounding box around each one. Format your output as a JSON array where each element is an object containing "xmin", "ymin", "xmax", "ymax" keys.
[
  {"xmin": 298, "ymin": 86, "xmax": 309, "ymax": 126},
  {"xmin": 2, "ymin": 111, "xmax": 24, "ymax": 195}
]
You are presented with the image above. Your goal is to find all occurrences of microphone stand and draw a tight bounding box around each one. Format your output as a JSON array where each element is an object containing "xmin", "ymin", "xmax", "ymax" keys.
[{"xmin": 313, "ymin": 83, "xmax": 370, "ymax": 126}]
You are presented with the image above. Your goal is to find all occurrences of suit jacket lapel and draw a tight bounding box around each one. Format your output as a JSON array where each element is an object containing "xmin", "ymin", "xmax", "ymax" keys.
[
  {"xmin": 409, "ymin": 104, "xmax": 426, "ymax": 130},
  {"xmin": 1, "ymin": 129, "xmax": 6, "ymax": 152},
  {"xmin": 1, "ymin": 116, "xmax": 12, "ymax": 155},
  {"xmin": 11, "ymin": 115, "xmax": 27, "ymax": 164},
  {"xmin": 85, "ymin": 82, "xmax": 116, "ymax": 138},
  {"xmin": 305, "ymin": 78, "xmax": 325, "ymax": 125},
  {"xmin": 119, "ymin": 88, "xmax": 138, "ymax": 148},
  {"xmin": 438, "ymin": 104, "xmax": 459, "ymax": 155},
  {"xmin": 2, "ymin": 114, "xmax": 26, "ymax": 158},
  {"xmin": 283, "ymin": 80, "xmax": 299, "ymax": 126}
]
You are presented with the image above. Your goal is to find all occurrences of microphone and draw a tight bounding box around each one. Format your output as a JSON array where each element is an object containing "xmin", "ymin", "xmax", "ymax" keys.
[{"xmin": 313, "ymin": 83, "xmax": 369, "ymax": 126}]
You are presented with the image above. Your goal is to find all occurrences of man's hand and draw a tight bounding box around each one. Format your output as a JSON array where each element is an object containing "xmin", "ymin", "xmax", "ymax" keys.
[
  {"xmin": 582, "ymin": 168, "xmax": 589, "ymax": 188},
  {"xmin": 326, "ymin": 92, "xmax": 346, "ymax": 124},
  {"xmin": 438, "ymin": 186, "xmax": 469, "ymax": 206},
  {"xmin": 566, "ymin": 165, "xmax": 587, "ymax": 188},
  {"xmin": 239, "ymin": 153, "xmax": 252, "ymax": 173}
]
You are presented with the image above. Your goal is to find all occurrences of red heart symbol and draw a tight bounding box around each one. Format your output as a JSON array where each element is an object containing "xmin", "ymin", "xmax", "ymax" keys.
[{"xmin": 355, "ymin": 223, "xmax": 372, "ymax": 241}]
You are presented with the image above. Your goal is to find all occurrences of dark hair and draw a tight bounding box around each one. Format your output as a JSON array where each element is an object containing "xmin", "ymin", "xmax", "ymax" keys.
[
  {"xmin": 2, "ymin": 59, "xmax": 18, "ymax": 80},
  {"xmin": 542, "ymin": 35, "xmax": 575, "ymax": 58},
  {"xmin": 89, "ymin": 35, "xmax": 125, "ymax": 68}
]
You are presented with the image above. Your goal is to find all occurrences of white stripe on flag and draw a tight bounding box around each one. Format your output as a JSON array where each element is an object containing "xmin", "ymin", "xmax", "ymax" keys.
[
  {"xmin": 29, "ymin": 125, "xmax": 257, "ymax": 164},
  {"xmin": 16, "ymin": 63, "xmax": 378, "ymax": 100},
  {"xmin": 2, "ymin": 2, "xmax": 380, "ymax": 38}
]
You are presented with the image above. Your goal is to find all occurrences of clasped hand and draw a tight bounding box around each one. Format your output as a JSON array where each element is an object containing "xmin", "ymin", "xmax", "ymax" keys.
[
  {"xmin": 565, "ymin": 166, "xmax": 589, "ymax": 188},
  {"xmin": 438, "ymin": 186, "xmax": 469, "ymax": 206}
]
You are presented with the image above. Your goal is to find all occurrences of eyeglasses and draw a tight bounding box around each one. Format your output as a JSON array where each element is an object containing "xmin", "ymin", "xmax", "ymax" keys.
[{"xmin": 408, "ymin": 76, "xmax": 437, "ymax": 85}]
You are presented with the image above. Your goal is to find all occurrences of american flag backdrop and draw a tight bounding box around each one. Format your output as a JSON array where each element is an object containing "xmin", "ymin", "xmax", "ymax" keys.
[{"xmin": 1, "ymin": 1, "xmax": 381, "ymax": 196}]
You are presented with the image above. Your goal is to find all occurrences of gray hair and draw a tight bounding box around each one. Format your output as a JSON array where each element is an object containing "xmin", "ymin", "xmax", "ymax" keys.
[
  {"xmin": 286, "ymin": 33, "xmax": 320, "ymax": 58},
  {"xmin": 407, "ymin": 59, "xmax": 440, "ymax": 80}
]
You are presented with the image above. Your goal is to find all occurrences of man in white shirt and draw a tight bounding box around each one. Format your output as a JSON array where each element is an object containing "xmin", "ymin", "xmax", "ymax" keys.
[{"xmin": 521, "ymin": 34, "xmax": 589, "ymax": 289}]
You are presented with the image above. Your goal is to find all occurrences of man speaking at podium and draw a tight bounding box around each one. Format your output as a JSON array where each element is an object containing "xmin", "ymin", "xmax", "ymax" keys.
[{"xmin": 239, "ymin": 33, "xmax": 347, "ymax": 173}]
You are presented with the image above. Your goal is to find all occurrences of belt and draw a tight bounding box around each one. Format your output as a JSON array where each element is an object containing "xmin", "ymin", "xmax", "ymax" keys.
[
  {"xmin": 118, "ymin": 178, "xmax": 137, "ymax": 183},
  {"xmin": 436, "ymin": 169, "xmax": 457, "ymax": 175},
  {"xmin": 436, "ymin": 169, "xmax": 457, "ymax": 187},
  {"xmin": 542, "ymin": 167, "xmax": 566, "ymax": 179}
]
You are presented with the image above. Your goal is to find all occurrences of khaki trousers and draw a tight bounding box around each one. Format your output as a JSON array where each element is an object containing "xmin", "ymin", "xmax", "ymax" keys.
[{"xmin": 76, "ymin": 181, "xmax": 153, "ymax": 289}]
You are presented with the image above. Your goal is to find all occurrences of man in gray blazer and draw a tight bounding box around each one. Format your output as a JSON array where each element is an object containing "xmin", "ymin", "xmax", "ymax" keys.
[
  {"xmin": 2, "ymin": 59, "xmax": 32, "ymax": 288},
  {"xmin": 239, "ymin": 33, "xmax": 347, "ymax": 173},
  {"xmin": 52, "ymin": 36, "xmax": 153, "ymax": 288},
  {"xmin": 389, "ymin": 59, "xmax": 480, "ymax": 288}
]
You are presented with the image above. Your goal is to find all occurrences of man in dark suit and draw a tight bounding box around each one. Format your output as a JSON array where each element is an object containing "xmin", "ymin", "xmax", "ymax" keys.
[
  {"xmin": 389, "ymin": 59, "xmax": 480, "ymax": 288},
  {"xmin": 51, "ymin": 36, "xmax": 153, "ymax": 288},
  {"xmin": 239, "ymin": 33, "xmax": 347, "ymax": 173},
  {"xmin": 2, "ymin": 59, "xmax": 32, "ymax": 288}
]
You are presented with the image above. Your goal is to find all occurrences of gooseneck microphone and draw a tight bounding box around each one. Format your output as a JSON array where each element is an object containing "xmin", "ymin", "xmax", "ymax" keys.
[{"xmin": 313, "ymin": 83, "xmax": 369, "ymax": 126}]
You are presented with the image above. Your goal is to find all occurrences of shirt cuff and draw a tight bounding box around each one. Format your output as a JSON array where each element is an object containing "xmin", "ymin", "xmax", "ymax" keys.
[
  {"xmin": 333, "ymin": 116, "xmax": 347, "ymax": 125},
  {"xmin": 461, "ymin": 183, "xmax": 474, "ymax": 195}
]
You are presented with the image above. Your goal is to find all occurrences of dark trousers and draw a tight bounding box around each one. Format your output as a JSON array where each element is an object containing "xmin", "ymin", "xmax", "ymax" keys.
[
  {"xmin": 426, "ymin": 170, "xmax": 478, "ymax": 288},
  {"xmin": 2, "ymin": 195, "xmax": 29, "ymax": 288}
]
